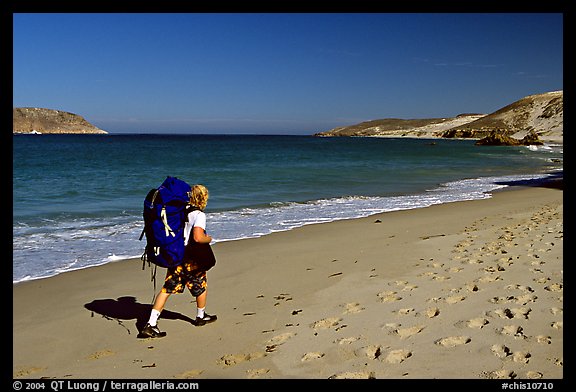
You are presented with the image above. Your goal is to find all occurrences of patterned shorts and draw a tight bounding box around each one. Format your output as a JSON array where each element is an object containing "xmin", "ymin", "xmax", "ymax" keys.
[{"xmin": 161, "ymin": 261, "xmax": 207, "ymax": 297}]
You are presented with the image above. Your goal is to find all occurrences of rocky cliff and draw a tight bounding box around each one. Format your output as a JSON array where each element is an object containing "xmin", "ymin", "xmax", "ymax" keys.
[
  {"xmin": 314, "ymin": 91, "xmax": 563, "ymax": 143},
  {"xmin": 13, "ymin": 108, "xmax": 108, "ymax": 134}
]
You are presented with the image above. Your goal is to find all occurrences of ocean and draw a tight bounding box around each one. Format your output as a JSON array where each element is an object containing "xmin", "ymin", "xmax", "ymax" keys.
[{"xmin": 12, "ymin": 134, "xmax": 563, "ymax": 284}]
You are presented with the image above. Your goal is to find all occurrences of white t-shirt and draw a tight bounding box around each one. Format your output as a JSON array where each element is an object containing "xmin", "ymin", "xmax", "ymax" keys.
[{"xmin": 184, "ymin": 209, "xmax": 206, "ymax": 246}]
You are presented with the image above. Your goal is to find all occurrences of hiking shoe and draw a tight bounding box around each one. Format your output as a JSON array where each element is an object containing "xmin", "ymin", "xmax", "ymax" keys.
[
  {"xmin": 138, "ymin": 323, "xmax": 167, "ymax": 338},
  {"xmin": 195, "ymin": 314, "xmax": 217, "ymax": 326}
]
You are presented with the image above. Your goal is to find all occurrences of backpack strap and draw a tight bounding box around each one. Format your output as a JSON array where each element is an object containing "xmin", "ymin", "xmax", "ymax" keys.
[
  {"xmin": 139, "ymin": 188, "xmax": 160, "ymax": 241},
  {"xmin": 160, "ymin": 207, "xmax": 175, "ymax": 237},
  {"xmin": 185, "ymin": 205, "xmax": 201, "ymax": 214}
]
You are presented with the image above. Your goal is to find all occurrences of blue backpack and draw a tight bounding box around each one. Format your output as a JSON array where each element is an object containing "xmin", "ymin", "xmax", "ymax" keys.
[{"xmin": 139, "ymin": 176, "xmax": 192, "ymax": 269}]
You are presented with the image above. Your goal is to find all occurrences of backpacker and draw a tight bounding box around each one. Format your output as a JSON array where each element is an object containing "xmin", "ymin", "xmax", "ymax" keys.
[{"xmin": 139, "ymin": 176, "xmax": 192, "ymax": 269}]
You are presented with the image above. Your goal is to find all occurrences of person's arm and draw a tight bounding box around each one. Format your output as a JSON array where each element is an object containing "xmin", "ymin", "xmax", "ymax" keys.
[{"xmin": 192, "ymin": 226, "xmax": 212, "ymax": 244}]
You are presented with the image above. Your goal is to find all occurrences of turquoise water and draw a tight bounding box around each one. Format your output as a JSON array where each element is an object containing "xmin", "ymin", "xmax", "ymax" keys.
[{"xmin": 13, "ymin": 134, "xmax": 563, "ymax": 283}]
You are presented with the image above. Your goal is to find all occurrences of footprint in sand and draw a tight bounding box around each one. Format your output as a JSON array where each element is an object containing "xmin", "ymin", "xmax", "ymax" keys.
[
  {"xmin": 466, "ymin": 317, "xmax": 489, "ymax": 329},
  {"xmin": 384, "ymin": 349, "xmax": 412, "ymax": 364},
  {"xmin": 514, "ymin": 294, "xmax": 538, "ymax": 305},
  {"xmin": 377, "ymin": 290, "xmax": 402, "ymax": 303},
  {"xmin": 333, "ymin": 337, "xmax": 359, "ymax": 347},
  {"xmin": 425, "ymin": 307, "xmax": 440, "ymax": 318},
  {"xmin": 477, "ymin": 275, "xmax": 502, "ymax": 283},
  {"xmin": 87, "ymin": 349, "xmax": 115, "ymax": 360},
  {"xmin": 551, "ymin": 321, "xmax": 563, "ymax": 329},
  {"xmin": 310, "ymin": 317, "xmax": 341, "ymax": 330},
  {"xmin": 354, "ymin": 345, "xmax": 382, "ymax": 360},
  {"xmin": 342, "ymin": 302, "xmax": 365, "ymax": 314},
  {"xmin": 392, "ymin": 325, "xmax": 425, "ymax": 339},
  {"xmin": 329, "ymin": 371, "xmax": 376, "ymax": 379},
  {"xmin": 550, "ymin": 307, "xmax": 563, "ymax": 315},
  {"xmin": 267, "ymin": 332, "xmax": 296, "ymax": 345},
  {"xmin": 13, "ymin": 367, "xmax": 46, "ymax": 378},
  {"xmin": 435, "ymin": 336, "xmax": 471, "ymax": 347},
  {"xmin": 491, "ymin": 344, "xmax": 511, "ymax": 358},
  {"xmin": 301, "ymin": 352, "xmax": 325, "ymax": 361},
  {"xmin": 512, "ymin": 351, "xmax": 531, "ymax": 363},
  {"xmin": 544, "ymin": 283, "xmax": 563, "ymax": 292},
  {"xmin": 217, "ymin": 352, "xmax": 266, "ymax": 366},
  {"xmin": 498, "ymin": 325, "xmax": 526, "ymax": 339},
  {"xmin": 489, "ymin": 295, "xmax": 537, "ymax": 306},
  {"xmin": 533, "ymin": 277, "xmax": 550, "ymax": 284},
  {"xmin": 177, "ymin": 369, "xmax": 204, "ymax": 378},
  {"xmin": 481, "ymin": 369, "xmax": 517, "ymax": 379},
  {"xmin": 445, "ymin": 295, "xmax": 466, "ymax": 304},
  {"xmin": 483, "ymin": 265, "xmax": 506, "ymax": 273},
  {"xmin": 529, "ymin": 335, "xmax": 552, "ymax": 345},
  {"xmin": 552, "ymin": 357, "xmax": 563, "ymax": 367},
  {"xmin": 490, "ymin": 307, "xmax": 532, "ymax": 320},
  {"xmin": 246, "ymin": 368, "xmax": 270, "ymax": 378},
  {"xmin": 505, "ymin": 284, "xmax": 534, "ymax": 293},
  {"xmin": 396, "ymin": 308, "xmax": 415, "ymax": 316}
]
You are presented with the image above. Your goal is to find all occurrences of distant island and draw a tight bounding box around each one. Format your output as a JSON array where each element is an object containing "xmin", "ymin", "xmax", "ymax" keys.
[
  {"xmin": 13, "ymin": 108, "xmax": 108, "ymax": 135},
  {"xmin": 13, "ymin": 90, "xmax": 562, "ymax": 143},
  {"xmin": 314, "ymin": 90, "xmax": 563, "ymax": 145}
]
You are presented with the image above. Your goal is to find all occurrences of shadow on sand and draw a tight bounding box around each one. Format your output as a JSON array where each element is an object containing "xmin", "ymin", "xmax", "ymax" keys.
[
  {"xmin": 495, "ymin": 171, "xmax": 563, "ymax": 190},
  {"xmin": 84, "ymin": 296, "xmax": 195, "ymax": 336}
]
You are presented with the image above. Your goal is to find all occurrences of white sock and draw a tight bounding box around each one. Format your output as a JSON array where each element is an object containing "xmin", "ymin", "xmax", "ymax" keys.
[
  {"xmin": 197, "ymin": 307, "xmax": 205, "ymax": 319},
  {"xmin": 148, "ymin": 309, "xmax": 161, "ymax": 327}
]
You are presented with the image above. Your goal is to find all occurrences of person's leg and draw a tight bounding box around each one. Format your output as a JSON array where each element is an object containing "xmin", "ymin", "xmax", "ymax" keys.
[
  {"xmin": 190, "ymin": 272, "xmax": 216, "ymax": 325},
  {"xmin": 139, "ymin": 290, "xmax": 170, "ymax": 338},
  {"xmin": 195, "ymin": 290, "xmax": 207, "ymax": 318},
  {"xmin": 139, "ymin": 268, "xmax": 180, "ymax": 338},
  {"xmin": 148, "ymin": 291, "xmax": 170, "ymax": 326}
]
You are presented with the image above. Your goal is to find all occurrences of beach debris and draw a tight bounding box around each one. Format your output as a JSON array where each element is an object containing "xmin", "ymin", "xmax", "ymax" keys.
[
  {"xmin": 420, "ymin": 233, "xmax": 446, "ymax": 240},
  {"xmin": 243, "ymin": 312, "xmax": 256, "ymax": 316},
  {"xmin": 292, "ymin": 309, "xmax": 303, "ymax": 315},
  {"xmin": 142, "ymin": 363, "xmax": 156, "ymax": 368},
  {"xmin": 328, "ymin": 272, "xmax": 343, "ymax": 278},
  {"xmin": 374, "ymin": 219, "xmax": 382, "ymax": 223}
]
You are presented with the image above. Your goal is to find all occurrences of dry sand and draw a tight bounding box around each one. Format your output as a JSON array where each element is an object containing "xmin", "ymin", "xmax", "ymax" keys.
[{"xmin": 13, "ymin": 183, "xmax": 563, "ymax": 381}]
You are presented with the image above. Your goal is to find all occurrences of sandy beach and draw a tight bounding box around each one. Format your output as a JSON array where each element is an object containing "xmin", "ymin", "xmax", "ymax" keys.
[{"xmin": 13, "ymin": 181, "xmax": 563, "ymax": 380}]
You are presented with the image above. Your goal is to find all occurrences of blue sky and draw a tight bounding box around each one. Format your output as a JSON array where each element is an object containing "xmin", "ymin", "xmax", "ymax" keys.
[{"xmin": 12, "ymin": 13, "xmax": 563, "ymax": 134}]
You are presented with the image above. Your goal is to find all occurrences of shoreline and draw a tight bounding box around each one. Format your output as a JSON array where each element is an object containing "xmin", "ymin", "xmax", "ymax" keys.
[
  {"xmin": 12, "ymin": 169, "xmax": 564, "ymax": 286},
  {"xmin": 13, "ymin": 182, "xmax": 563, "ymax": 379}
]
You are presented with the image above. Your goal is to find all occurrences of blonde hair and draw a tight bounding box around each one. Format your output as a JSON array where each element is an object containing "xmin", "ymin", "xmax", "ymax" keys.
[{"xmin": 189, "ymin": 184, "xmax": 209, "ymax": 210}]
